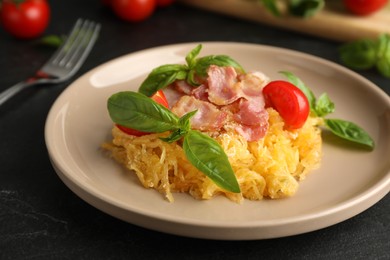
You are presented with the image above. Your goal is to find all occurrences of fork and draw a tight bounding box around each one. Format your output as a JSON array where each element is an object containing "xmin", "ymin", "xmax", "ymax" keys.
[{"xmin": 0, "ymin": 18, "xmax": 101, "ymax": 106}]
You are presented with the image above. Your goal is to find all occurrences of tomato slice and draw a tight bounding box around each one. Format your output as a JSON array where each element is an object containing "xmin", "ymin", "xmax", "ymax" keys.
[
  {"xmin": 116, "ymin": 90, "xmax": 169, "ymax": 136},
  {"xmin": 262, "ymin": 80, "xmax": 310, "ymax": 129}
]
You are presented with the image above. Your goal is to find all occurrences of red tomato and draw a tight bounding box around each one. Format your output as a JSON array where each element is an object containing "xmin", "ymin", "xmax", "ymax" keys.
[
  {"xmin": 156, "ymin": 0, "xmax": 175, "ymax": 7},
  {"xmin": 0, "ymin": 0, "xmax": 50, "ymax": 39},
  {"xmin": 262, "ymin": 80, "xmax": 310, "ymax": 129},
  {"xmin": 117, "ymin": 90, "xmax": 169, "ymax": 136},
  {"xmin": 111, "ymin": 0, "xmax": 156, "ymax": 22},
  {"xmin": 343, "ymin": 0, "xmax": 388, "ymax": 15}
]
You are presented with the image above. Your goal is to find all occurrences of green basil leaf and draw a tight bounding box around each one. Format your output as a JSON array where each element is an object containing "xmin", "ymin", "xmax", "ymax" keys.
[
  {"xmin": 186, "ymin": 69, "xmax": 200, "ymax": 86},
  {"xmin": 108, "ymin": 91, "xmax": 180, "ymax": 133},
  {"xmin": 288, "ymin": 0, "xmax": 324, "ymax": 18},
  {"xmin": 186, "ymin": 44, "xmax": 202, "ymax": 69},
  {"xmin": 376, "ymin": 34, "xmax": 390, "ymax": 78},
  {"xmin": 138, "ymin": 64, "xmax": 188, "ymax": 96},
  {"xmin": 179, "ymin": 110, "xmax": 197, "ymax": 131},
  {"xmin": 325, "ymin": 119, "xmax": 375, "ymax": 149},
  {"xmin": 160, "ymin": 129, "xmax": 187, "ymax": 143},
  {"xmin": 280, "ymin": 71, "xmax": 317, "ymax": 111},
  {"xmin": 36, "ymin": 34, "xmax": 64, "ymax": 47},
  {"xmin": 194, "ymin": 55, "xmax": 245, "ymax": 78},
  {"xmin": 339, "ymin": 39, "xmax": 377, "ymax": 70},
  {"xmin": 183, "ymin": 130, "xmax": 241, "ymax": 193},
  {"xmin": 260, "ymin": 0, "xmax": 281, "ymax": 16},
  {"xmin": 315, "ymin": 93, "xmax": 335, "ymax": 117},
  {"xmin": 161, "ymin": 110, "xmax": 198, "ymax": 143}
]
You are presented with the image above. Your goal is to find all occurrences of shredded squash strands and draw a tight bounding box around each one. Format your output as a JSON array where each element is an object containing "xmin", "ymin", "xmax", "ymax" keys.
[{"xmin": 102, "ymin": 108, "xmax": 323, "ymax": 203}]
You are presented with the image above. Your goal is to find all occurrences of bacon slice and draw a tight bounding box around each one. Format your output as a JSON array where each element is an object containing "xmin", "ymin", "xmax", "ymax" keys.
[
  {"xmin": 238, "ymin": 71, "xmax": 269, "ymax": 98},
  {"xmin": 171, "ymin": 95, "xmax": 227, "ymax": 131},
  {"xmin": 207, "ymin": 65, "xmax": 240, "ymax": 105},
  {"xmin": 233, "ymin": 96, "xmax": 267, "ymax": 126},
  {"xmin": 191, "ymin": 84, "xmax": 209, "ymax": 101},
  {"xmin": 234, "ymin": 123, "xmax": 268, "ymax": 142},
  {"xmin": 168, "ymin": 67, "xmax": 270, "ymax": 141},
  {"xmin": 174, "ymin": 80, "xmax": 193, "ymax": 95}
]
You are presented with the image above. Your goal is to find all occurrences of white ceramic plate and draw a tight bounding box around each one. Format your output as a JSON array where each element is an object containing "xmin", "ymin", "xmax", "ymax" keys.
[{"xmin": 45, "ymin": 42, "xmax": 390, "ymax": 240}]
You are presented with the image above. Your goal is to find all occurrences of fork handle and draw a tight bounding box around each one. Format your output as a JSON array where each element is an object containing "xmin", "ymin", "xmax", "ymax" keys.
[{"xmin": 0, "ymin": 81, "xmax": 34, "ymax": 106}]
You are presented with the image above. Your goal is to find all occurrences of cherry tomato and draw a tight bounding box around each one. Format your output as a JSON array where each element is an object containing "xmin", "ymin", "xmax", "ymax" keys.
[
  {"xmin": 0, "ymin": 0, "xmax": 50, "ymax": 39},
  {"xmin": 156, "ymin": 0, "xmax": 175, "ymax": 7},
  {"xmin": 117, "ymin": 90, "xmax": 169, "ymax": 136},
  {"xmin": 343, "ymin": 0, "xmax": 388, "ymax": 16},
  {"xmin": 262, "ymin": 80, "xmax": 310, "ymax": 129},
  {"xmin": 111, "ymin": 0, "xmax": 156, "ymax": 22}
]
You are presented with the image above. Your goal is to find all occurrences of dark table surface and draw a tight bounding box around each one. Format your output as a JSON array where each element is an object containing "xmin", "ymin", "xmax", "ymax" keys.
[{"xmin": 1, "ymin": 0, "xmax": 389, "ymax": 259}]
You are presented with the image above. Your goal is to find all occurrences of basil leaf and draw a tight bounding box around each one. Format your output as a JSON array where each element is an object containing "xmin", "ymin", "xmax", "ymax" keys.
[
  {"xmin": 161, "ymin": 110, "xmax": 198, "ymax": 143},
  {"xmin": 108, "ymin": 91, "xmax": 180, "ymax": 133},
  {"xmin": 288, "ymin": 0, "xmax": 324, "ymax": 18},
  {"xmin": 36, "ymin": 34, "xmax": 64, "ymax": 47},
  {"xmin": 179, "ymin": 110, "xmax": 197, "ymax": 131},
  {"xmin": 194, "ymin": 55, "xmax": 245, "ymax": 77},
  {"xmin": 160, "ymin": 129, "xmax": 187, "ymax": 143},
  {"xmin": 339, "ymin": 39, "xmax": 377, "ymax": 70},
  {"xmin": 138, "ymin": 64, "xmax": 188, "ymax": 96},
  {"xmin": 260, "ymin": 0, "xmax": 281, "ymax": 16},
  {"xmin": 280, "ymin": 71, "xmax": 317, "ymax": 110},
  {"xmin": 186, "ymin": 69, "xmax": 200, "ymax": 86},
  {"xmin": 186, "ymin": 44, "xmax": 202, "ymax": 69},
  {"xmin": 183, "ymin": 130, "xmax": 241, "ymax": 193},
  {"xmin": 325, "ymin": 119, "xmax": 375, "ymax": 149},
  {"xmin": 315, "ymin": 93, "xmax": 335, "ymax": 117},
  {"xmin": 376, "ymin": 34, "xmax": 390, "ymax": 78}
]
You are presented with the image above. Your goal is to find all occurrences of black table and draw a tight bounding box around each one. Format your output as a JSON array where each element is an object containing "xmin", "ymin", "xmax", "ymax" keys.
[{"xmin": 1, "ymin": 0, "xmax": 389, "ymax": 259}]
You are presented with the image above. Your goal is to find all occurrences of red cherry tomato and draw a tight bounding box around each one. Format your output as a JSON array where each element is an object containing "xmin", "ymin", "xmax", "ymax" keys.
[
  {"xmin": 156, "ymin": 0, "xmax": 175, "ymax": 7},
  {"xmin": 117, "ymin": 90, "xmax": 169, "ymax": 136},
  {"xmin": 262, "ymin": 80, "xmax": 310, "ymax": 129},
  {"xmin": 0, "ymin": 0, "xmax": 50, "ymax": 39},
  {"xmin": 111, "ymin": 0, "xmax": 156, "ymax": 22},
  {"xmin": 343, "ymin": 0, "xmax": 388, "ymax": 16}
]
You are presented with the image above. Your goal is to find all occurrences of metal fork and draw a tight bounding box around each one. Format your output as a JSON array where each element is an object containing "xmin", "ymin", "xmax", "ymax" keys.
[{"xmin": 0, "ymin": 18, "xmax": 101, "ymax": 106}]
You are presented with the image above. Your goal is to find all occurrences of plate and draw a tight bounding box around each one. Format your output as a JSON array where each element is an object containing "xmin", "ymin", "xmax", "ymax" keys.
[{"xmin": 45, "ymin": 42, "xmax": 390, "ymax": 240}]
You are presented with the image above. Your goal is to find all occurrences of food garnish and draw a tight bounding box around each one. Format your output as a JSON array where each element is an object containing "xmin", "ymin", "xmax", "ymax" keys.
[{"xmin": 281, "ymin": 71, "xmax": 375, "ymax": 149}]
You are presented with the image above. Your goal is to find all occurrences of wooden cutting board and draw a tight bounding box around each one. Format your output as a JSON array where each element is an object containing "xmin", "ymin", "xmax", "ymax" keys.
[{"xmin": 178, "ymin": 0, "xmax": 390, "ymax": 42}]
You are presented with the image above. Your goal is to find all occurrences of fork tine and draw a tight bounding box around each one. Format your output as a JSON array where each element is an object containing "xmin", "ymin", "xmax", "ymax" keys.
[
  {"xmin": 62, "ymin": 20, "xmax": 100, "ymax": 69},
  {"xmin": 49, "ymin": 19, "xmax": 84, "ymax": 65},
  {"xmin": 45, "ymin": 19, "xmax": 100, "ymax": 77}
]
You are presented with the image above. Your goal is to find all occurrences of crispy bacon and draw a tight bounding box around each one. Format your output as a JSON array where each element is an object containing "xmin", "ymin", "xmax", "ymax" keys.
[
  {"xmin": 234, "ymin": 123, "xmax": 268, "ymax": 142},
  {"xmin": 207, "ymin": 65, "xmax": 240, "ymax": 105},
  {"xmin": 174, "ymin": 80, "xmax": 193, "ymax": 95},
  {"xmin": 238, "ymin": 71, "xmax": 269, "ymax": 98},
  {"xmin": 233, "ymin": 96, "xmax": 267, "ymax": 126},
  {"xmin": 191, "ymin": 84, "xmax": 209, "ymax": 101},
  {"xmin": 167, "ymin": 66, "xmax": 270, "ymax": 141},
  {"xmin": 171, "ymin": 95, "xmax": 227, "ymax": 131}
]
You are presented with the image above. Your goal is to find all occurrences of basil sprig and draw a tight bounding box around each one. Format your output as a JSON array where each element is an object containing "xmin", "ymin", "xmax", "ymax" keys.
[
  {"xmin": 138, "ymin": 44, "xmax": 245, "ymax": 96},
  {"xmin": 281, "ymin": 71, "xmax": 375, "ymax": 149},
  {"xmin": 259, "ymin": 0, "xmax": 324, "ymax": 18},
  {"xmin": 107, "ymin": 91, "xmax": 241, "ymax": 193},
  {"xmin": 339, "ymin": 33, "xmax": 390, "ymax": 78}
]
